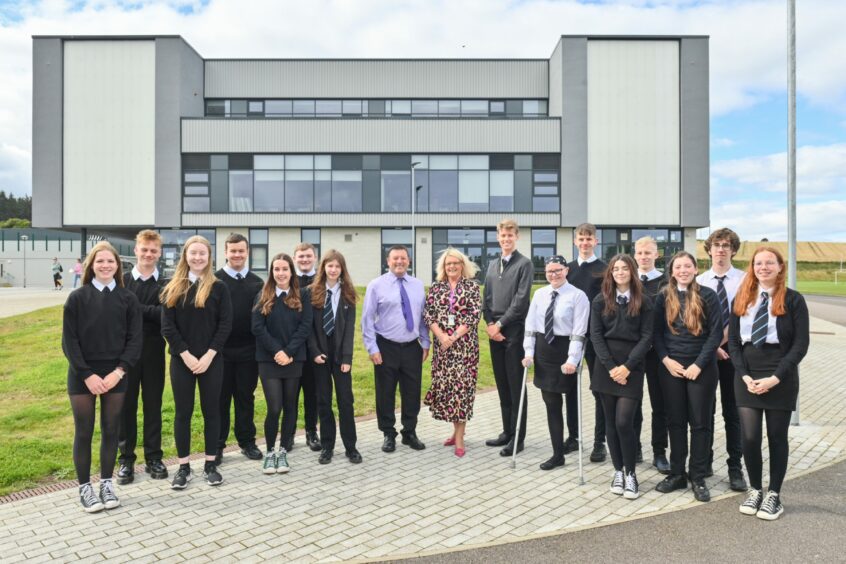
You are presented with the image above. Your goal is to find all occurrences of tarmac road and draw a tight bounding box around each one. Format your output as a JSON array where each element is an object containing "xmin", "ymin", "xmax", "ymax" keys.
[
  {"xmin": 403, "ymin": 458, "xmax": 846, "ymax": 564},
  {"xmin": 804, "ymin": 294, "xmax": 846, "ymax": 327}
]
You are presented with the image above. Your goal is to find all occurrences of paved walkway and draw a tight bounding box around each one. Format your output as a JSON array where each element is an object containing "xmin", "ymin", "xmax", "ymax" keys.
[
  {"xmin": 0, "ymin": 316, "xmax": 843, "ymax": 562},
  {"xmin": 0, "ymin": 286, "xmax": 70, "ymax": 319}
]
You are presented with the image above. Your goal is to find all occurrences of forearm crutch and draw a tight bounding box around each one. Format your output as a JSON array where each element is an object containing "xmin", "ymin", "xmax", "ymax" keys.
[
  {"xmin": 511, "ymin": 365, "xmax": 530, "ymax": 469},
  {"xmin": 576, "ymin": 357, "xmax": 586, "ymax": 485}
]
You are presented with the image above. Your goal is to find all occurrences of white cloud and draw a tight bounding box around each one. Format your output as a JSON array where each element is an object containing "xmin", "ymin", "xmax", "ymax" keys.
[
  {"xmin": 710, "ymin": 199, "xmax": 846, "ymax": 243},
  {"xmin": 712, "ymin": 137, "xmax": 736, "ymax": 148}
]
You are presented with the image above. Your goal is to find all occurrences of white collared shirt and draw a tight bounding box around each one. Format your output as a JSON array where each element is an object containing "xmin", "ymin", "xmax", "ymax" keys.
[
  {"xmin": 616, "ymin": 289, "xmax": 631, "ymax": 301},
  {"xmin": 577, "ymin": 254, "xmax": 598, "ymax": 266},
  {"xmin": 523, "ymin": 282, "xmax": 590, "ymax": 364},
  {"xmin": 131, "ymin": 266, "xmax": 159, "ymax": 282},
  {"xmin": 223, "ymin": 265, "xmax": 249, "ymax": 279},
  {"xmin": 275, "ymin": 286, "xmax": 289, "ymax": 298},
  {"xmin": 638, "ymin": 268, "xmax": 662, "ymax": 281},
  {"xmin": 296, "ymin": 268, "xmax": 317, "ymax": 277},
  {"xmin": 92, "ymin": 279, "xmax": 117, "ymax": 292},
  {"xmin": 325, "ymin": 282, "xmax": 341, "ymax": 317},
  {"xmin": 696, "ymin": 266, "xmax": 746, "ymax": 303},
  {"xmin": 188, "ymin": 272, "xmax": 199, "ymax": 284},
  {"xmin": 739, "ymin": 289, "xmax": 780, "ymax": 344}
]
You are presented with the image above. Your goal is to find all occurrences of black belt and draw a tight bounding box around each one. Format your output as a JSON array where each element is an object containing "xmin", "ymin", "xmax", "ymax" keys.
[{"xmin": 377, "ymin": 334, "xmax": 419, "ymax": 348}]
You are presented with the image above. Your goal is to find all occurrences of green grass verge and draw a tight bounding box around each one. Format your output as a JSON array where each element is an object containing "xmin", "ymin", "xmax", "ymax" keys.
[{"xmin": 796, "ymin": 280, "xmax": 846, "ymax": 297}]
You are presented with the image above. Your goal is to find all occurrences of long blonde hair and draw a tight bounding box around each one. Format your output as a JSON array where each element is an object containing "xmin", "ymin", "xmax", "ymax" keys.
[
  {"xmin": 81, "ymin": 241, "xmax": 125, "ymax": 287},
  {"xmin": 160, "ymin": 235, "xmax": 217, "ymax": 308},
  {"xmin": 662, "ymin": 251, "xmax": 705, "ymax": 336}
]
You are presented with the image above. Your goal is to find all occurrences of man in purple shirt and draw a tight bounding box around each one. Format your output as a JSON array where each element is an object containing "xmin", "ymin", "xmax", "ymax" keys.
[{"xmin": 362, "ymin": 245, "xmax": 431, "ymax": 453}]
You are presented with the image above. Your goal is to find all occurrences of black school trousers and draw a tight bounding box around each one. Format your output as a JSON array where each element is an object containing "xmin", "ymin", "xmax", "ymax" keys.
[
  {"xmin": 217, "ymin": 357, "xmax": 259, "ymax": 449},
  {"xmin": 374, "ymin": 335, "xmax": 422, "ymax": 437},
  {"xmin": 489, "ymin": 323, "xmax": 527, "ymax": 443},
  {"xmin": 118, "ymin": 334, "xmax": 165, "ymax": 464},
  {"xmin": 315, "ymin": 336, "xmax": 357, "ymax": 452}
]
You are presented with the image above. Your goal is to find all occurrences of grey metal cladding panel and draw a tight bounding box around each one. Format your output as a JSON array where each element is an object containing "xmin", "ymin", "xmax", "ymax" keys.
[
  {"xmin": 182, "ymin": 213, "xmax": 561, "ymax": 228},
  {"xmin": 181, "ymin": 119, "xmax": 560, "ymax": 153},
  {"xmin": 32, "ymin": 38, "xmax": 63, "ymax": 228},
  {"xmin": 679, "ymin": 38, "xmax": 709, "ymax": 228},
  {"xmin": 204, "ymin": 60, "xmax": 548, "ymax": 98},
  {"xmin": 560, "ymin": 38, "xmax": 588, "ymax": 226},
  {"xmin": 548, "ymin": 40, "xmax": 563, "ymax": 118}
]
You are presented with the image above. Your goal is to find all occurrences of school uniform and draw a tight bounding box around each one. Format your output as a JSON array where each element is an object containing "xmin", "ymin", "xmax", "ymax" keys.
[
  {"xmin": 215, "ymin": 266, "xmax": 264, "ymax": 452},
  {"xmin": 307, "ymin": 282, "xmax": 358, "ymax": 453},
  {"xmin": 297, "ymin": 271, "xmax": 320, "ymax": 446}
]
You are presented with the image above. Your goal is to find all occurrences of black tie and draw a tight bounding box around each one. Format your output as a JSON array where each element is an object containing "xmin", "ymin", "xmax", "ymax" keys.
[
  {"xmin": 640, "ymin": 274, "xmax": 648, "ymax": 283},
  {"xmin": 103, "ymin": 286, "xmax": 111, "ymax": 294},
  {"xmin": 544, "ymin": 291, "xmax": 558, "ymax": 345},
  {"xmin": 751, "ymin": 292, "xmax": 769, "ymax": 348},
  {"xmin": 236, "ymin": 273, "xmax": 243, "ymax": 280},
  {"xmin": 323, "ymin": 289, "xmax": 335, "ymax": 337},
  {"xmin": 715, "ymin": 275, "xmax": 730, "ymax": 329},
  {"xmin": 617, "ymin": 295, "xmax": 628, "ymax": 307}
]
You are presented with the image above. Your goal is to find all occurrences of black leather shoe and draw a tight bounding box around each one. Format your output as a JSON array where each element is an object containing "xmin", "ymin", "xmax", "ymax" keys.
[
  {"xmin": 562, "ymin": 437, "xmax": 579, "ymax": 454},
  {"xmin": 486, "ymin": 433, "xmax": 510, "ymax": 447},
  {"xmin": 214, "ymin": 447, "xmax": 224, "ymax": 465},
  {"xmin": 656, "ymin": 474, "xmax": 688, "ymax": 493},
  {"xmin": 728, "ymin": 468, "xmax": 748, "ymax": 492},
  {"xmin": 636, "ymin": 446, "xmax": 644, "ymax": 464},
  {"xmin": 306, "ymin": 431, "xmax": 322, "ymax": 452},
  {"xmin": 401, "ymin": 432, "xmax": 426, "ymax": 451},
  {"xmin": 590, "ymin": 442, "xmax": 607, "ymax": 463},
  {"xmin": 346, "ymin": 450, "xmax": 363, "ymax": 464},
  {"xmin": 116, "ymin": 463, "xmax": 134, "ymax": 485},
  {"xmin": 499, "ymin": 440, "xmax": 525, "ymax": 457},
  {"xmin": 240, "ymin": 444, "xmax": 263, "ymax": 460},
  {"xmin": 653, "ymin": 453, "xmax": 671, "ymax": 474},
  {"xmin": 145, "ymin": 459, "xmax": 168, "ymax": 480},
  {"xmin": 318, "ymin": 449, "xmax": 333, "ymax": 464},
  {"xmin": 692, "ymin": 480, "xmax": 711, "ymax": 502},
  {"xmin": 539, "ymin": 456, "xmax": 566, "ymax": 471},
  {"xmin": 382, "ymin": 434, "xmax": 396, "ymax": 453}
]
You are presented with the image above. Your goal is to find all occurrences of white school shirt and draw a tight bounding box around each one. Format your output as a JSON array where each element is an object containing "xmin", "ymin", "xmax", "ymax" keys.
[
  {"xmin": 738, "ymin": 289, "xmax": 780, "ymax": 344},
  {"xmin": 92, "ymin": 279, "xmax": 117, "ymax": 292},
  {"xmin": 131, "ymin": 266, "xmax": 160, "ymax": 281},
  {"xmin": 325, "ymin": 282, "xmax": 341, "ymax": 317},
  {"xmin": 223, "ymin": 265, "xmax": 250, "ymax": 279},
  {"xmin": 696, "ymin": 266, "xmax": 746, "ymax": 303},
  {"xmin": 523, "ymin": 282, "xmax": 590, "ymax": 365}
]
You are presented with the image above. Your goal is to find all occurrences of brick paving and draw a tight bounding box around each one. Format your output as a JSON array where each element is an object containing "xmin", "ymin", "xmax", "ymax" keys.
[{"xmin": 1, "ymin": 316, "xmax": 843, "ymax": 562}]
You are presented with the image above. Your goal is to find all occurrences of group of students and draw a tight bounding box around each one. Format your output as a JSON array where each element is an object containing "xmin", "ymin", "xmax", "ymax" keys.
[{"xmin": 64, "ymin": 222, "xmax": 809, "ymax": 521}]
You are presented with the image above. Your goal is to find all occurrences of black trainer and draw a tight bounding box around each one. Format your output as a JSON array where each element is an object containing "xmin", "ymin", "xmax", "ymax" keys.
[
  {"xmin": 740, "ymin": 488, "xmax": 763, "ymax": 515},
  {"xmin": 756, "ymin": 491, "xmax": 784, "ymax": 521},
  {"xmin": 99, "ymin": 479, "xmax": 120, "ymax": 509},
  {"xmin": 204, "ymin": 462, "xmax": 223, "ymax": 486},
  {"xmin": 241, "ymin": 444, "xmax": 263, "ymax": 460},
  {"xmin": 653, "ymin": 453, "xmax": 671, "ymax": 474},
  {"xmin": 623, "ymin": 472, "xmax": 640, "ymax": 500},
  {"xmin": 116, "ymin": 463, "xmax": 134, "ymax": 485},
  {"xmin": 145, "ymin": 459, "xmax": 168, "ymax": 480},
  {"xmin": 562, "ymin": 437, "xmax": 579, "ymax": 454},
  {"xmin": 171, "ymin": 465, "xmax": 192, "ymax": 490},
  {"xmin": 306, "ymin": 431, "xmax": 322, "ymax": 452},
  {"xmin": 728, "ymin": 468, "xmax": 748, "ymax": 492},
  {"xmin": 79, "ymin": 483, "xmax": 104, "ymax": 513},
  {"xmin": 590, "ymin": 443, "xmax": 607, "ymax": 463},
  {"xmin": 692, "ymin": 479, "xmax": 710, "ymax": 502},
  {"xmin": 656, "ymin": 474, "xmax": 688, "ymax": 493}
]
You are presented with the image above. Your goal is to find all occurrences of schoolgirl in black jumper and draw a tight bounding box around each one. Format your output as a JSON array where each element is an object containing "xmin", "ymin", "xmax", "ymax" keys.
[
  {"xmin": 160, "ymin": 235, "xmax": 232, "ymax": 489},
  {"xmin": 63, "ymin": 242, "xmax": 142, "ymax": 512},
  {"xmin": 653, "ymin": 251, "xmax": 722, "ymax": 502},
  {"xmin": 590, "ymin": 254, "xmax": 654, "ymax": 500},
  {"xmin": 252, "ymin": 253, "xmax": 313, "ymax": 475},
  {"xmin": 729, "ymin": 247, "xmax": 809, "ymax": 520},
  {"xmin": 308, "ymin": 250, "xmax": 361, "ymax": 465}
]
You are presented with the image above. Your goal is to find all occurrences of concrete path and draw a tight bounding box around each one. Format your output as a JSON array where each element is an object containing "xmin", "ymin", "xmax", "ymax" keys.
[
  {"xmin": 805, "ymin": 294, "xmax": 846, "ymax": 327},
  {"xmin": 0, "ymin": 316, "xmax": 843, "ymax": 562},
  {"xmin": 0, "ymin": 286, "xmax": 70, "ymax": 319}
]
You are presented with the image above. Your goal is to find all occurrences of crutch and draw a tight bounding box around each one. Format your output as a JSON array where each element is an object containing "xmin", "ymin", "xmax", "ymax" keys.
[
  {"xmin": 575, "ymin": 357, "xmax": 586, "ymax": 485},
  {"xmin": 511, "ymin": 365, "xmax": 530, "ymax": 469}
]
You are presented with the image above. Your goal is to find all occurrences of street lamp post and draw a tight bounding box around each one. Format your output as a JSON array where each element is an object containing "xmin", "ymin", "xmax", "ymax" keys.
[
  {"xmin": 410, "ymin": 161, "xmax": 421, "ymax": 274},
  {"xmin": 787, "ymin": 0, "xmax": 799, "ymax": 426},
  {"xmin": 21, "ymin": 235, "xmax": 28, "ymax": 288}
]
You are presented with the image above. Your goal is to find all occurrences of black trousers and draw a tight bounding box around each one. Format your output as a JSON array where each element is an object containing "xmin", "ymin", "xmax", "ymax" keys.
[
  {"xmin": 217, "ymin": 358, "xmax": 259, "ymax": 449},
  {"xmin": 489, "ymin": 324, "xmax": 526, "ymax": 443},
  {"xmin": 170, "ymin": 356, "xmax": 223, "ymax": 458},
  {"xmin": 710, "ymin": 355, "xmax": 743, "ymax": 471},
  {"xmin": 564, "ymin": 347, "xmax": 605, "ymax": 444},
  {"xmin": 634, "ymin": 348, "xmax": 669, "ymax": 455},
  {"xmin": 298, "ymin": 360, "xmax": 319, "ymax": 433},
  {"xmin": 660, "ymin": 357, "xmax": 718, "ymax": 480},
  {"xmin": 118, "ymin": 335, "xmax": 165, "ymax": 464},
  {"xmin": 315, "ymin": 340, "xmax": 357, "ymax": 451},
  {"xmin": 374, "ymin": 335, "xmax": 422, "ymax": 436}
]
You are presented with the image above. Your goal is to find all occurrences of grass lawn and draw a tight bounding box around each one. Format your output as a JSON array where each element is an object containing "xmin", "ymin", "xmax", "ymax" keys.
[
  {"xmin": 796, "ymin": 280, "xmax": 846, "ymax": 297},
  {"xmin": 0, "ymin": 287, "xmax": 504, "ymax": 496}
]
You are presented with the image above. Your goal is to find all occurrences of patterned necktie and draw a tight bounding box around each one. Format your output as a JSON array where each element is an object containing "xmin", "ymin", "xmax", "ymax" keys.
[
  {"xmin": 544, "ymin": 290, "xmax": 558, "ymax": 345},
  {"xmin": 715, "ymin": 275, "xmax": 730, "ymax": 329},
  {"xmin": 236, "ymin": 273, "xmax": 243, "ymax": 280},
  {"xmin": 398, "ymin": 277, "xmax": 414, "ymax": 332},
  {"xmin": 751, "ymin": 291, "xmax": 769, "ymax": 348},
  {"xmin": 323, "ymin": 288, "xmax": 335, "ymax": 337},
  {"xmin": 640, "ymin": 274, "xmax": 648, "ymax": 283},
  {"xmin": 617, "ymin": 295, "xmax": 628, "ymax": 307}
]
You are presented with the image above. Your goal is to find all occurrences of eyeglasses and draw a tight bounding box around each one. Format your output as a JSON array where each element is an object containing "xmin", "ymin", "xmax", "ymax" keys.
[
  {"xmin": 546, "ymin": 268, "xmax": 565, "ymax": 276},
  {"xmin": 711, "ymin": 243, "xmax": 733, "ymax": 250}
]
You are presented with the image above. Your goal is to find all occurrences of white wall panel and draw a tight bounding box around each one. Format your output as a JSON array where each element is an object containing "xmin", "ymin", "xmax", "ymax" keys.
[
  {"xmin": 63, "ymin": 41, "xmax": 156, "ymax": 225},
  {"xmin": 587, "ymin": 40, "xmax": 680, "ymax": 226}
]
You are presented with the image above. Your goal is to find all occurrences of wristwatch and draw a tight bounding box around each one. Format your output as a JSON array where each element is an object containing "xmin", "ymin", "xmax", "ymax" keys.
[{"xmin": 495, "ymin": 321, "xmax": 503, "ymax": 329}]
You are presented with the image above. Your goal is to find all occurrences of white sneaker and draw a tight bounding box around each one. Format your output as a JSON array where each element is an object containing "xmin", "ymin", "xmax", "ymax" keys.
[
  {"xmin": 610, "ymin": 470, "xmax": 625, "ymax": 495},
  {"xmin": 80, "ymin": 483, "xmax": 104, "ymax": 513},
  {"xmin": 623, "ymin": 472, "xmax": 639, "ymax": 500},
  {"xmin": 756, "ymin": 491, "xmax": 784, "ymax": 521}
]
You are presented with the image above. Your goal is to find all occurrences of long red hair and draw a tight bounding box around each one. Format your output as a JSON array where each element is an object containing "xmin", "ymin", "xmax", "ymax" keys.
[{"xmin": 733, "ymin": 246, "xmax": 787, "ymax": 317}]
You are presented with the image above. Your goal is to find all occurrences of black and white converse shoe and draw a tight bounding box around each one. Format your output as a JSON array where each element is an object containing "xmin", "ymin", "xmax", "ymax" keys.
[
  {"xmin": 623, "ymin": 472, "xmax": 640, "ymax": 500},
  {"xmin": 80, "ymin": 483, "xmax": 105, "ymax": 513},
  {"xmin": 99, "ymin": 479, "xmax": 120, "ymax": 509},
  {"xmin": 171, "ymin": 465, "xmax": 192, "ymax": 490},
  {"xmin": 739, "ymin": 489, "xmax": 763, "ymax": 515},
  {"xmin": 756, "ymin": 491, "xmax": 784, "ymax": 521},
  {"xmin": 610, "ymin": 470, "xmax": 625, "ymax": 495},
  {"xmin": 204, "ymin": 462, "xmax": 223, "ymax": 486}
]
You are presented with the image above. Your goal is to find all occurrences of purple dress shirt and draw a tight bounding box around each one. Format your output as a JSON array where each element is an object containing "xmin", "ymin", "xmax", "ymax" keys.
[{"xmin": 362, "ymin": 272, "xmax": 431, "ymax": 354}]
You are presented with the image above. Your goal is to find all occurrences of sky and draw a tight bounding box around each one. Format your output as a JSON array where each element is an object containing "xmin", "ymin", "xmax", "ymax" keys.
[{"xmin": 0, "ymin": 0, "xmax": 844, "ymax": 242}]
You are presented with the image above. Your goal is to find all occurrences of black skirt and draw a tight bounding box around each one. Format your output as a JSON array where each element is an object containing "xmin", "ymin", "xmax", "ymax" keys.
[
  {"xmin": 532, "ymin": 336, "xmax": 576, "ymax": 394},
  {"xmin": 734, "ymin": 343, "xmax": 798, "ymax": 411},
  {"xmin": 590, "ymin": 339, "xmax": 644, "ymax": 400},
  {"xmin": 259, "ymin": 361, "xmax": 303, "ymax": 380},
  {"xmin": 67, "ymin": 360, "xmax": 128, "ymax": 396}
]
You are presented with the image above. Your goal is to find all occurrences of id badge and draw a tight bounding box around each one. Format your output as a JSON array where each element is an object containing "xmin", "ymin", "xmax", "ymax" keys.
[{"xmin": 446, "ymin": 314, "xmax": 456, "ymax": 327}]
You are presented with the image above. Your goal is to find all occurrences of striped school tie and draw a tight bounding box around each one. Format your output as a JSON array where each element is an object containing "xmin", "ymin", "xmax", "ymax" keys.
[
  {"xmin": 544, "ymin": 290, "xmax": 558, "ymax": 345},
  {"xmin": 751, "ymin": 292, "xmax": 769, "ymax": 348},
  {"xmin": 323, "ymin": 289, "xmax": 335, "ymax": 337},
  {"xmin": 715, "ymin": 275, "xmax": 730, "ymax": 329}
]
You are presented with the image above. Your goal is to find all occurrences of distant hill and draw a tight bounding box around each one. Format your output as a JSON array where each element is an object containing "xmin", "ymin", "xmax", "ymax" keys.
[{"xmin": 697, "ymin": 241, "xmax": 846, "ymax": 263}]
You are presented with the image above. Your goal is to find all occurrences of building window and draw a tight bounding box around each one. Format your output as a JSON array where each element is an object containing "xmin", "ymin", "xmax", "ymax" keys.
[
  {"xmin": 249, "ymin": 228, "xmax": 268, "ymax": 272},
  {"xmin": 531, "ymin": 229, "xmax": 557, "ymax": 282},
  {"xmin": 301, "ymin": 228, "xmax": 321, "ymax": 259},
  {"xmin": 594, "ymin": 228, "xmax": 684, "ymax": 270},
  {"xmin": 431, "ymin": 228, "xmax": 498, "ymax": 282},
  {"xmin": 381, "ymin": 228, "xmax": 413, "ymax": 275},
  {"xmin": 159, "ymin": 229, "xmax": 216, "ymax": 277}
]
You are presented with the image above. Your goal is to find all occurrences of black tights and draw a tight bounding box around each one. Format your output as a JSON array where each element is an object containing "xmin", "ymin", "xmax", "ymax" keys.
[
  {"xmin": 70, "ymin": 392, "xmax": 125, "ymax": 484},
  {"xmin": 738, "ymin": 407, "xmax": 791, "ymax": 492},
  {"xmin": 541, "ymin": 390, "xmax": 567, "ymax": 458},
  {"xmin": 600, "ymin": 394, "xmax": 639, "ymax": 473},
  {"xmin": 262, "ymin": 376, "xmax": 300, "ymax": 452}
]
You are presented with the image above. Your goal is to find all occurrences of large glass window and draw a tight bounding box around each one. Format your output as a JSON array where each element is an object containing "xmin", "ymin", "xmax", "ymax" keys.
[
  {"xmin": 229, "ymin": 171, "xmax": 253, "ymax": 212},
  {"xmin": 458, "ymin": 171, "xmax": 488, "ymax": 212},
  {"xmin": 301, "ymin": 228, "xmax": 321, "ymax": 258},
  {"xmin": 381, "ymin": 228, "xmax": 414, "ymax": 274},
  {"xmin": 249, "ymin": 228, "xmax": 268, "ymax": 272},
  {"xmin": 531, "ymin": 229, "xmax": 557, "ymax": 282},
  {"xmin": 489, "ymin": 171, "xmax": 514, "ymax": 212},
  {"xmin": 429, "ymin": 171, "xmax": 458, "ymax": 212},
  {"xmin": 254, "ymin": 171, "xmax": 284, "ymax": 212},
  {"xmin": 431, "ymin": 228, "xmax": 498, "ymax": 282},
  {"xmin": 332, "ymin": 171, "xmax": 362, "ymax": 212},
  {"xmin": 381, "ymin": 171, "xmax": 411, "ymax": 212},
  {"xmin": 285, "ymin": 171, "xmax": 314, "ymax": 212}
]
